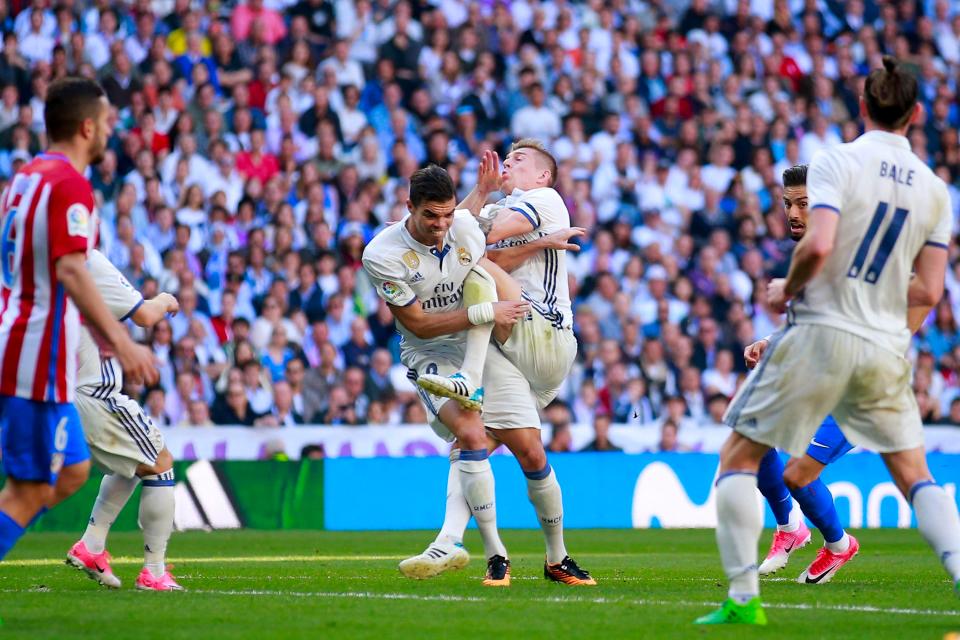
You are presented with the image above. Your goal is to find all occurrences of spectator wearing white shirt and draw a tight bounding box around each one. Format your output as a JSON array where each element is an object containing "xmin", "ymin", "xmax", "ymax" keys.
[
  {"xmin": 510, "ymin": 82, "xmax": 562, "ymax": 143},
  {"xmin": 798, "ymin": 112, "xmax": 842, "ymax": 164},
  {"xmin": 700, "ymin": 143, "xmax": 736, "ymax": 194},
  {"xmin": 589, "ymin": 111, "xmax": 626, "ymax": 167},
  {"xmin": 316, "ymin": 38, "xmax": 364, "ymax": 88},
  {"xmin": 17, "ymin": 10, "xmax": 54, "ymax": 65}
]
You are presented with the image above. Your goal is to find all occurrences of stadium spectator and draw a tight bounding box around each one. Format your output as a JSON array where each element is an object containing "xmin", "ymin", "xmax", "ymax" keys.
[{"xmin": 580, "ymin": 411, "xmax": 623, "ymax": 453}]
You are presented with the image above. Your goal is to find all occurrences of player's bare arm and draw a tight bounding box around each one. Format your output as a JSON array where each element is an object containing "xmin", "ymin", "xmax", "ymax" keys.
[
  {"xmin": 56, "ymin": 253, "xmax": 157, "ymax": 386},
  {"xmin": 457, "ymin": 149, "xmax": 502, "ymax": 216},
  {"xmin": 487, "ymin": 227, "xmax": 586, "ymax": 272},
  {"xmin": 388, "ymin": 299, "xmax": 529, "ymax": 340},
  {"xmin": 131, "ymin": 293, "xmax": 180, "ymax": 328},
  {"xmin": 771, "ymin": 208, "xmax": 840, "ymax": 312}
]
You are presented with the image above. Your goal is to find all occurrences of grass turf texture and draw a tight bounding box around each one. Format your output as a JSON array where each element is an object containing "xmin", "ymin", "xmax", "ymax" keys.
[{"xmin": 1, "ymin": 529, "xmax": 957, "ymax": 639}]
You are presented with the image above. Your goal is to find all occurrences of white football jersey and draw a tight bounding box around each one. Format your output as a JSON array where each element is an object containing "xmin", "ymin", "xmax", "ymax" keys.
[
  {"xmin": 481, "ymin": 187, "xmax": 573, "ymax": 329},
  {"xmin": 76, "ymin": 250, "xmax": 144, "ymax": 393},
  {"xmin": 795, "ymin": 130, "xmax": 952, "ymax": 355},
  {"xmin": 362, "ymin": 211, "xmax": 486, "ymax": 363}
]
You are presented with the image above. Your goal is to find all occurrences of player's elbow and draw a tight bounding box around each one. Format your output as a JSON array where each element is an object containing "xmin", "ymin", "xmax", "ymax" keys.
[
  {"xmin": 913, "ymin": 282, "xmax": 943, "ymax": 308},
  {"xmin": 54, "ymin": 253, "xmax": 85, "ymax": 286}
]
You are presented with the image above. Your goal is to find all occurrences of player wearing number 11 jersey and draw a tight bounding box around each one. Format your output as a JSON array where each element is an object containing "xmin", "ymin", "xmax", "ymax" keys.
[{"xmin": 698, "ymin": 56, "xmax": 960, "ymax": 625}]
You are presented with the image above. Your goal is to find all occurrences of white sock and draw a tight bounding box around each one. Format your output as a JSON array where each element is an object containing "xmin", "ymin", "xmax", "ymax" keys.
[
  {"xmin": 458, "ymin": 451, "xmax": 507, "ymax": 559},
  {"xmin": 777, "ymin": 502, "xmax": 801, "ymax": 533},
  {"xmin": 716, "ymin": 473, "xmax": 762, "ymax": 603},
  {"xmin": 462, "ymin": 323, "xmax": 493, "ymax": 387},
  {"xmin": 140, "ymin": 470, "xmax": 176, "ymax": 578},
  {"xmin": 81, "ymin": 474, "xmax": 140, "ymax": 554},
  {"xmin": 435, "ymin": 448, "xmax": 471, "ymax": 546},
  {"xmin": 912, "ymin": 482, "xmax": 960, "ymax": 583},
  {"xmin": 526, "ymin": 465, "xmax": 568, "ymax": 564},
  {"xmin": 825, "ymin": 532, "xmax": 850, "ymax": 554}
]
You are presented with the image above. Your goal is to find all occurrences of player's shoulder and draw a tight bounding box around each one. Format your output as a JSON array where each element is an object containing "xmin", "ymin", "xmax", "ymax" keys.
[
  {"xmin": 362, "ymin": 224, "xmax": 407, "ymax": 270},
  {"xmin": 522, "ymin": 186, "xmax": 565, "ymax": 206}
]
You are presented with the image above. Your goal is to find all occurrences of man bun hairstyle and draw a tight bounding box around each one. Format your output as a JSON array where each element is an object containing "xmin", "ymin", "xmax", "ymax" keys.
[
  {"xmin": 510, "ymin": 138, "xmax": 558, "ymax": 187},
  {"xmin": 409, "ymin": 164, "xmax": 457, "ymax": 207},
  {"xmin": 863, "ymin": 56, "xmax": 918, "ymax": 130},
  {"xmin": 45, "ymin": 76, "xmax": 107, "ymax": 143},
  {"xmin": 782, "ymin": 164, "xmax": 808, "ymax": 188}
]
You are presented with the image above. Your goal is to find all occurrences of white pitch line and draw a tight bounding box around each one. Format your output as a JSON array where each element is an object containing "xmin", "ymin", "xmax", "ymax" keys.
[
  {"xmin": 180, "ymin": 589, "xmax": 960, "ymax": 618},
  {"xmin": 2, "ymin": 555, "xmax": 408, "ymax": 567}
]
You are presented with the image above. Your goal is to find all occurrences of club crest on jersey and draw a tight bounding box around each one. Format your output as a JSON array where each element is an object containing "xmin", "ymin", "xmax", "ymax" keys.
[
  {"xmin": 66, "ymin": 203, "xmax": 90, "ymax": 238},
  {"xmin": 457, "ymin": 247, "xmax": 472, "ymax": 266},
  {"xmin": 402, "ymin": 250, "xmax": 420, "ymax": 269}
]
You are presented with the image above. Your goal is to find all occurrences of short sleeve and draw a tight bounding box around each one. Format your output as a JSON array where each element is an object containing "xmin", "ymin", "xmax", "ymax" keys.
[
  {"xmin": 926, "ymin": 182, "xmax": 953, "ymax": 248},
  {"xmin": 87, "ymin": 249, "xmax": 144, "ymax": 320},
  {"xmin": 806, "ymin": 150, "xmax": 845, "ymax": 214},
  {"xmin": 362, "ymin": 254, "xmax": 416, "ymax": 307},
  {"xmin": 518, "ymin": 188, "xmax": 569, "ymax": 230},
  {"xmin": 48, "ymin": 175, "xmax": 96, "ymax": 262}
]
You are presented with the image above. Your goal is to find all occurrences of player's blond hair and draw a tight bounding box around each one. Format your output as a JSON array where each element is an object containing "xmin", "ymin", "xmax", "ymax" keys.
[{"xmin": 509, "ymin": 138, "xmax": 558, "ymax": 187}]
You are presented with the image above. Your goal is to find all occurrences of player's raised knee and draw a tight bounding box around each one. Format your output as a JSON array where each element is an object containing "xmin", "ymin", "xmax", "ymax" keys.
[{"xmin": 464, "ymin": 266, "xmax": 499, "ymax": 306}]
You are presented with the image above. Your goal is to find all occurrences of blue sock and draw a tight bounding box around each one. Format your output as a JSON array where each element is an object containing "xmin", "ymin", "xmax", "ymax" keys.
[
  {"xmin": 791, "ymin": 479, "xmax": 844, "ymax": 543},
  {"xmin": 756, "ymin": 449, "xmax": 793, "ymax": 526},
  {"xmin": 0, "ymin": 510, "xmax": 26, "ymax": 561}
]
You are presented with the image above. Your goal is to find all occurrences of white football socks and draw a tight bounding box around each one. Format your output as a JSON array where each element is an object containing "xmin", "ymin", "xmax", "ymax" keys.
[
  {"xmin": 81, "ymin": 474, "xmax": 140, "ymax": 554},
  {"xmin": 140, "ymin": 470, "xmax": 176, "ymax": 578},
  {"xmin": 526, "ymin": 465, "xmax": 568, "ymax": 564},
  {"xmin": 777, "ymin": 502, "xmax": 801, "ymax": 533},
  {"xmin": 911, "ymin": 482, "xmax": 960, "ymax": 583},
  {"xmin": 825, "ymin": 532, "xmax": 851, "ymax": 554},
  {"xmin": 435, "ymin": 449, "xmax": 471, "ymax": 547},
  {"xmin": 716, "ymin": 473, "xmax": 762, "ymax": 604},
  {"xmin": 458, "ymin": 451, "xmax": 507, "ymax": 559}
]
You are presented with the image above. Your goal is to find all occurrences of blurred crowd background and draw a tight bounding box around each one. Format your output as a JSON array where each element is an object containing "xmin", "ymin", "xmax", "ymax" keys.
[{"xmin": 2, "ymin": 0, "xmax": 960, "ymax": 449}]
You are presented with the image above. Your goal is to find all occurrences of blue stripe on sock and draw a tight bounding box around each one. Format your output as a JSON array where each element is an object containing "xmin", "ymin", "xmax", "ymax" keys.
[
  {"xmin": 141, "ymin": 479, "xmax": 175, "ymax": 487},
  {"xmin": 715, "ymin": 471, "xmax": 757, "ymax": 487},
  {"xmin": 524, "ymin": 463, "xmax": 552, "ymax": 480},
  {"xmin": 459, "ymin": 449, "xmax": 488, "ymax": 462},
  {"xmin": 909, "ymin": 480, "xmax": 938, "ymax": 504},
  {"xmin": 0, "ymin": 510, "xmax": 26, "ymax": 560}
]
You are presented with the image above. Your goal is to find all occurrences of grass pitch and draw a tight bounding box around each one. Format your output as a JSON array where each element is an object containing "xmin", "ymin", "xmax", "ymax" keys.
[{"xmin": 0, "ymin": 529, "xmax": 957, "ymax": 639}]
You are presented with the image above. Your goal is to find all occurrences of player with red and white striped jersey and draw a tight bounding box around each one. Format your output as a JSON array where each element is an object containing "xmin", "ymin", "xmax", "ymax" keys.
[{"xmin": 0, "ymin": 78, "xmax": 157, "ymax": 587}]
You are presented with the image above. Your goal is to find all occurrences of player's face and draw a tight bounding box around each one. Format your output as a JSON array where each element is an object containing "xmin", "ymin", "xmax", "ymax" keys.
[
  {"xmin": 783, "ymin": 184, "xmax": 808, "ymax": 241},
  {"xmin": 88, "ymin": 97, "xmax": 111, "ymax": 165},
  {"xmin": 406, "ymin": 197, "xmax": 457, "ymax": 247},
  {"xmin": 501, "ymin": 149, "xmax": 542, "ymax": 192}
]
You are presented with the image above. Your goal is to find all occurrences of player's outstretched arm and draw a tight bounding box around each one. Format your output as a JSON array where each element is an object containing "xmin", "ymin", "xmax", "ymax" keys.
[
  {"xmin": 487, "ymin": 227, "xmax": 586, "ymax": 272},
  {"xmin": 56, "ymin": 252, "xmax": 158, "ymax": 386},
  {"xmin": 131, "ymin": 293, "xmax": 180, "ymax": 328},
  {"xmin": 458, "ymin": 150, "xmax": 501, "ymax": 215},
  {"xmin": 389, "ymin": 298, "xmax": 529, "ymax": 340}
]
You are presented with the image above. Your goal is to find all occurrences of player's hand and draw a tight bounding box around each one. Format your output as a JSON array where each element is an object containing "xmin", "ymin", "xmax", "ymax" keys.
[
  {"xmin": 539, "ymin": 227, "xmax": 586, "ymax": 251},
  {"xmin": 492, "ymin": 300, "xmax": 529, "ymax": 327},
  {"xmin": 476, "ymin": 149, "xmax": 502, "ymax": 195},
  {"xmin": 743, "ymin": 338, "xmax": 769, "ymax": 369},
  {"xmin": 766, "ymin": 278, "xmax": 791, "ymax": 314},
  {"xmin": 158, "ymin": 292, "xmax": 179, "ymax": 317},
  {"xmin": 116, "ymin": 339, "xmax": 159, "ymax": 387}
]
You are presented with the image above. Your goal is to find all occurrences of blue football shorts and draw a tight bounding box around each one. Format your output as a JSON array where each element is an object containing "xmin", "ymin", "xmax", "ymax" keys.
[
  {"xmin": 0, "ymin": 395, "xmax": 90, "ymax": 484},
  {"xmin": 804, "ymin": 414, "xmax": 855, "ymax": 465}
]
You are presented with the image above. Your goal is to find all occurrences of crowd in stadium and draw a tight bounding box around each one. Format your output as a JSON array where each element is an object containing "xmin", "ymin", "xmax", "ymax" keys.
[{"xmin": 1, "ymin": 0, "xmax": 959, "ymax": 440}]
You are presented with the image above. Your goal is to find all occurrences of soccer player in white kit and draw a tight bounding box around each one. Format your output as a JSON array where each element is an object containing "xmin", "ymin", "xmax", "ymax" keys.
[
  {"xmin": 404, "ymin": 140, "xmax": 596, "ymax": 586},
  {"xmin": 362, "ymin": 165, "xmax": 530, "ymax": 585},
  {"xmin": 697, "ymin": 57, "xmax": 960, "ymax": 625},
  {"xmin": 64, "ymin": 250, "xmax": 183, "ymax": 591}
]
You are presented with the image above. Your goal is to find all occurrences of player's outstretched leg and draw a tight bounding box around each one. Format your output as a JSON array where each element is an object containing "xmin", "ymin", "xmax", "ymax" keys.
[
  {"xmin": 756, "ymin": 449, "xmax": 810, "ymax": 576},
  {"xmin": 696, "ymin": 433, "xmax": 768, "ymax": 626},
  {"xmin": 398, "ymin": 448, "xmax": 471, "ymax": 579},
  {"xmin": 416, "ymin": 266, "xmax": 498, "ymax": 411},
  {"xmin": 135, "ymin": 462, "xmax": 181, "ymax": 591},
  {"xmin": 67, "ymin": 473, "xmax": 138, "ymax": 589}
]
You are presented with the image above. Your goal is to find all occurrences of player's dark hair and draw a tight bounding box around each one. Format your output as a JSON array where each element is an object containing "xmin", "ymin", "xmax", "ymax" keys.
[
  {"xmin": 408, "ymin": 164, "xmax": 456, "ymax": 207},
  {"xmin": 863, "ymin": 56, "xmax": 918, "ymax": 130},
  {"xmin": 782, "ymin": 164, "xmax": 808, "ymax": 187},
  {"xmin": 44, "ymin": 76, "xmax": 107, "ymax": 143}
]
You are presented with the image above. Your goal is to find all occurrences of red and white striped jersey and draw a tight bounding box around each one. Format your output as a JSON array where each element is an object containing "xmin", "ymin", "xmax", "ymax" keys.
[{"xmin": 0, "ymin": 153, "xmax": 98, "ymax": 403}]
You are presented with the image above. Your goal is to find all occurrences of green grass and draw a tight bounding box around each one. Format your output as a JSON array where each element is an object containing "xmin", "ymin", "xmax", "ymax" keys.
[{"xmin": 0, "ymin": 529, "xmax": 957, "ymax": 639}]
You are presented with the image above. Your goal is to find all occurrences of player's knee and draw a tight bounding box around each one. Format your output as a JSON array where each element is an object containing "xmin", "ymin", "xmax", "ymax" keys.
[
  {"xmin": 136, "ymin": 450, "xmax": 174, "ymax": 478},
  {"xmin": 463, "ymin": 266, "xmax": 498, "ymax": 306},
  {"xmin": 514, "ymin": 446, "xmax": 547, "ymax": 473}
]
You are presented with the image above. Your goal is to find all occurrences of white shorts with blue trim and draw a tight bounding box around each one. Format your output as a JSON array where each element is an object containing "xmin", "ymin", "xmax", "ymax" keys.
[
  {"xmin": 406, "ymin": 342, "xmax": 541, "ymax": 443},
  {"xmin": 74, "ymin": 387, "xmax": 165, "ymax": 478},
  {"xmin": 724, "ymin": 323, "xmax": 923, "ymax": 458}
]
